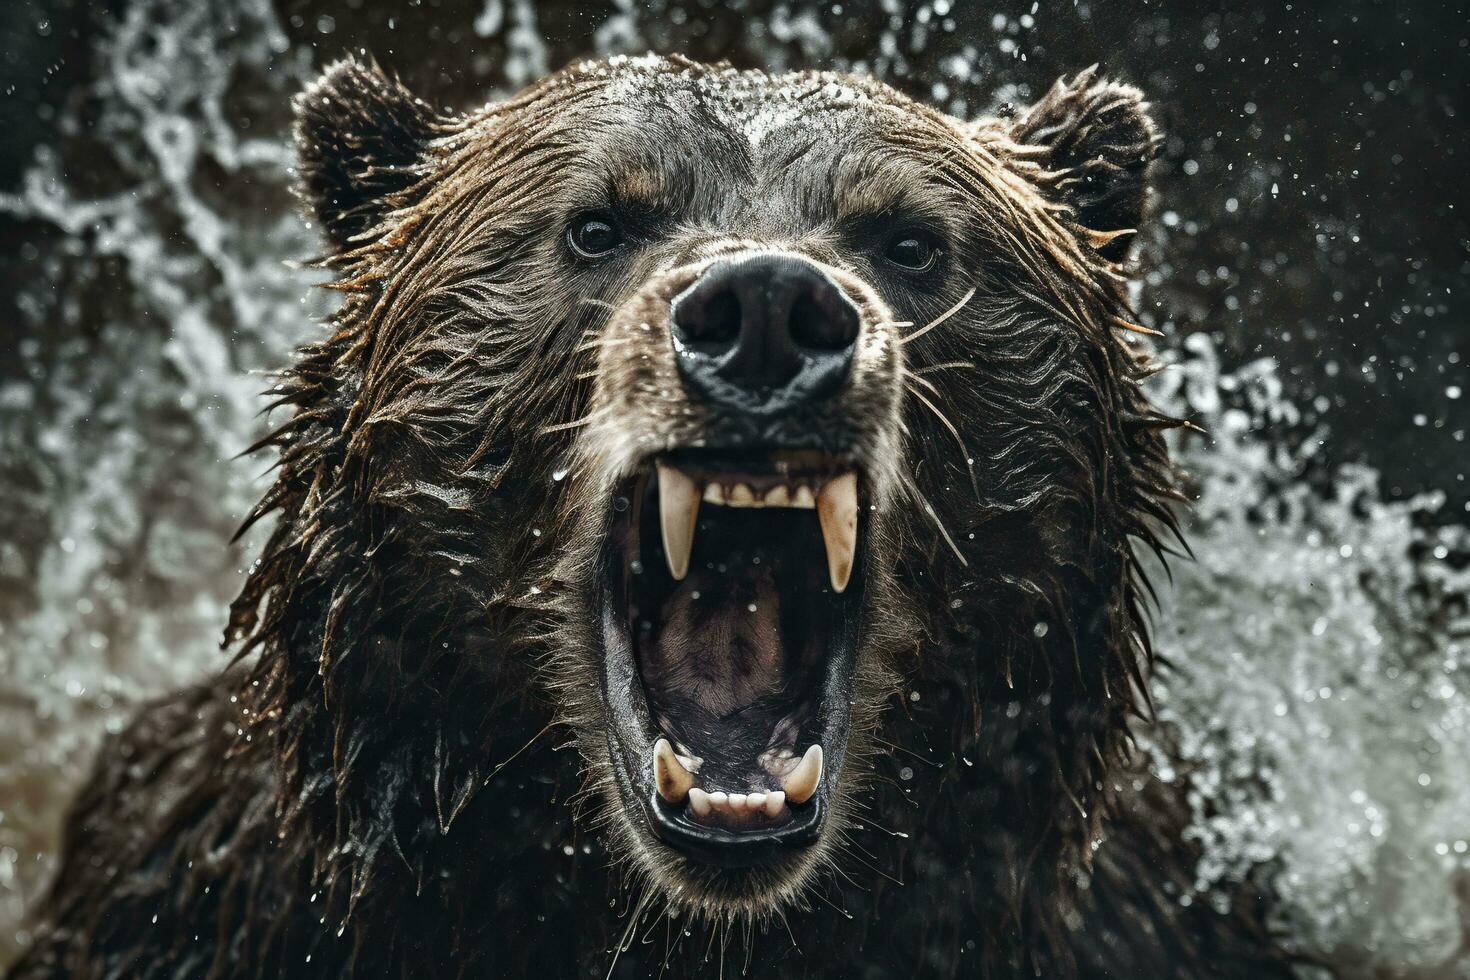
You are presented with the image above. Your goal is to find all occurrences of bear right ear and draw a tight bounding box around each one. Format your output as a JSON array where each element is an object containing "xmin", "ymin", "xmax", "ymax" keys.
[{"xmin": 293, "ymin": 56, "xmax": 445, "ymax": 253}]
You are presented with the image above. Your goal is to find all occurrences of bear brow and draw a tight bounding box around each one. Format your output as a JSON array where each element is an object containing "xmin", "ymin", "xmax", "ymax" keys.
[
  {"xmin": 610, "ymin": 167, "xmax": 666, "ymax": 209},
  {"xmin": 834, "ymin": 178, "xmax": 954, "ymax": 233}
]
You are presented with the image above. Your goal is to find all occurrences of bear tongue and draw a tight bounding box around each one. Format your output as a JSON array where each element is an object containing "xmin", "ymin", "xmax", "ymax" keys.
[{"xmin": 647, "ymin": 564, "xmax": 783, "ymax": 718}]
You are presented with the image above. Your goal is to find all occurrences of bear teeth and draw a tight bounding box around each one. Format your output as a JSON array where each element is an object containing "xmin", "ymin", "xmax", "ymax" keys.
[
  {"xmin": 685, "ymin": 786, "xmax": 789, "ymax": 821},
  {"xmin": 781, "ymin": 744, "xmax": 823, "ymax": 804},
  {"xmin": 815, "ymin": 474, "xmax": 857, "ymax": 593},
  {"xmin": 655, "ymin": 465, "xmax": 859, "ymax": 593},
  {"xmin": 656, "ymin": 740, "xmax": 821, "ymax": 819},
  {"xmin": 653, "ymin": 737, "xmax": 695, "ymax": 803},
  {"xmin": 656, "ymin": 464, "xmax": 700, "ymax": 581},
  {"xmin": 698, "ymin": 480, "xmax": 818, "ymax": 509}
]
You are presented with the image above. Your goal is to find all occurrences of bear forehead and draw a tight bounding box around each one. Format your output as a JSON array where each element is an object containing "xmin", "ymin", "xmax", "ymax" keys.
[{"xmin": 565, "ymin": 53, "xmax": 918, "ymax": 148}]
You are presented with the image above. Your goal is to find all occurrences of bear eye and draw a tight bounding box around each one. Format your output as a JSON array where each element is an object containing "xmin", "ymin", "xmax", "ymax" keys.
[
  {"xmin": 882, "ymin": 231, "xmax": 941, "ymax": 274},
  {"xmin": 568, "ymin": 212, "xmax": 625, "ymax": 260}
]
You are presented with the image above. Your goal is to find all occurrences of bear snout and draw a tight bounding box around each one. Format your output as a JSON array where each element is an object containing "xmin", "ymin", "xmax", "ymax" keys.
[{"xmin": 669, "ymin": 252, "xmax": 862, "ymax": 417}]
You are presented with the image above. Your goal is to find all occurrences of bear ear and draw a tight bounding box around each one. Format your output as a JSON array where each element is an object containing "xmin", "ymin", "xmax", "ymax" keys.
[
  {"xmin": 293, "ymin": 56, "xmax": 444, "ymax": 253},
  {"xmin": 1006, "ymin": 67, "xmax": 1162, "ymax": 259}
]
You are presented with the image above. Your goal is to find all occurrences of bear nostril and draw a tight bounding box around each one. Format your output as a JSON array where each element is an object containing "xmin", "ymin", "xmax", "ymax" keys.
[
  {"xmin": 686, "ymin": 289, "xmax": 741, "ymax": 348},
  {"xmin": 789, "ymin": 291, "xmax": 858, "ymax": 352}
]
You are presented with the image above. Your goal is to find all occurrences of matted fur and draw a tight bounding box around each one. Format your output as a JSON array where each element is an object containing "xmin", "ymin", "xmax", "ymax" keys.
[{"xmin": 9, "ymin": 56, "xmax": 1300, "ymax": 978}]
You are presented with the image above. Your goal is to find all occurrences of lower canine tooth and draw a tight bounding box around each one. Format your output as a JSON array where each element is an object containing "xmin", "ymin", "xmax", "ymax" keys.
[
  {"xmin": 653, "ymin": 737, "xmax": 695, "ymax": 803},
  {"xmin": 657, "ymin": 464, "xmax": 700, "ymax": 580},
  {"xmin": 782, "ymin": 744, "xmax": 823, "ymax": 804},
  {"xmin": 816, "ymin": 473, "xmax": 858, "ymax": 593}
]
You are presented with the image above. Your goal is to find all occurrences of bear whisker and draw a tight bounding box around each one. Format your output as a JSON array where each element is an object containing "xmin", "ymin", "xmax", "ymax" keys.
[
  {"xmin": 913, "ymin": 359, "xmax": 977, "ymax": 375},
  {"xmin": 900, "ymin": 285, "xmax": 977, "ymax": 345}
]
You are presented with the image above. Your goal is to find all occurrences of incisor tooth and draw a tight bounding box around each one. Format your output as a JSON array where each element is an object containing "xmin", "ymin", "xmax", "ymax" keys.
[
  {"xmin": 764, "ymin": 485, "xmax": 790, "ymax": 507},
  {"xmin": 782, "ymin": 744, "xmax": 823, "ymax": 804},
  {"xmin": 729, "ymin": 793, "xmax": 747, "ymax": 809},
  {"xmin": 657, "ymin": 464, "xmax": 700, "ymax": 580},
  {"xmin": 730, "ymin": 483, "xmax": 756, "ymax": 506},
  {"xmin": 793, "ymin": 485, "xmax": 816, "ymax": 508},
  {"xmin": 653, "ymin": 737, "xmax": 695, "ymax": 803},
  {"xmin": 747, "ymin": 792, "xmax": 767, "ymax": 810},
  {"xmin": 688, "ymin": 787, "xmax": 712, "ymax": 817},
  {"xmin": 702, "ymin": 483, "xmax": 725, "ymax": 505},
  {"xmin": 763, "ymin": 790, "xmax": 786, "ymax": 817},
  {"xmin": 816, "ymin": 473, "xmax": 858, "ymax": 593}
]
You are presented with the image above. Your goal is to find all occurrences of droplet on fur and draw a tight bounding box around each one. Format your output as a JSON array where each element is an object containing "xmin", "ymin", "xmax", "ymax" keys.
[{"xmin": 1033, "ymin": 621, "xmax": 1050, "ymax": 638}]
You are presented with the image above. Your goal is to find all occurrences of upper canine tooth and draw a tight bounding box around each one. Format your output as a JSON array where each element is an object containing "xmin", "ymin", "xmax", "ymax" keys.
[
  {"xmin": 816, "ymin": 473, "xmax": 858, "ymax": 593},
  {"xmin": 764, "ymin": 485, "xmax": 790, "ymax": 507},
  {"xmin": 782, "ymin": 745, "xmax": 823, "ymax": 804},
  {"xmin": 729, "ymin": 483, "xmax": 756, "ymax": 506},
  {"xmin": 792, "ymin": 485, "xmax": 816, "ymax": 508},
  {"xmin": 653, "ymin": 737, "xmax": 695, "ymax": 803},
  {"xmin": 657, "ymin": 463, "xmax": 700, "ymax": 580}
]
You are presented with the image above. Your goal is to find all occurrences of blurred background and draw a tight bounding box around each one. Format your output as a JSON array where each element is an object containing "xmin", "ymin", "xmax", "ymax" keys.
[{"xmin": 0, "ymin": 0, "xmax": 1466, "ymax": 974}]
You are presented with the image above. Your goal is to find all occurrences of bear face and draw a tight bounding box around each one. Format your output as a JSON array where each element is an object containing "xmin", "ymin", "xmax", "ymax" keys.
[{"xmin": 249, "ymin": 52, "xmax": 1177, "ymax": 928}]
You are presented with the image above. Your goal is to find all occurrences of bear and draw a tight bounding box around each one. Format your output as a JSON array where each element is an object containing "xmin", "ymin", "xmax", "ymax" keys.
[{"xmin": 7, "ymin": 54, "xmax": 1298, "ymax": 978}]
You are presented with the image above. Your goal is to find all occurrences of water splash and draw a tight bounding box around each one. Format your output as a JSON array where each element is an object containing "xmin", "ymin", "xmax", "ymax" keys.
[
  {"xmin": 0, "ymin": 0, "xmax": 316, "ymax": 956},
  {"xmin": 1147, "ymin": 336, "xmax": 1470, "ymax": 973}
]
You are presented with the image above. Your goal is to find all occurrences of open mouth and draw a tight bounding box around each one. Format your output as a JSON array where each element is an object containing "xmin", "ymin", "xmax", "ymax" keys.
[{"xmin": 598, "ymin": 449, "xmax": 867, "ymax": 868}]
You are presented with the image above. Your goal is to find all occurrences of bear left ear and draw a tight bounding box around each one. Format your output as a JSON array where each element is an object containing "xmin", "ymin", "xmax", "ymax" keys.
[
  {"xmin": 1006, "ymin": 67, "xmax": 1162, "ymax": 259},
  {"xmin": 293, "ymin": 55, "xmax": 446, "ymax": 253}
]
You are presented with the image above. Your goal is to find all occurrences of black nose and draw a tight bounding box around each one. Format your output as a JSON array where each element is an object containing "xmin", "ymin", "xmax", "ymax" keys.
[{"xmin": 670, "ymin": 254, "xmax": 861, "ymax": 414}]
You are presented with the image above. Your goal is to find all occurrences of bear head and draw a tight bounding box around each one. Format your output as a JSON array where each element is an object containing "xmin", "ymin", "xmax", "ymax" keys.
[{"xmin": 232, "ymin": 53, "xmax": 1177, "ymax": 930}]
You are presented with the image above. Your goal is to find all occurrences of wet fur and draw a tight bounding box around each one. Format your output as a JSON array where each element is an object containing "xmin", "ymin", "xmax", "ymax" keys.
[{"xmin": 9, "ymin": 57, "xmax": 1300, "ymax": 978}]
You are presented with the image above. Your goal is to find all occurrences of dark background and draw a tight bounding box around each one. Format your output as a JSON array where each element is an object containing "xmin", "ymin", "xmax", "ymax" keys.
[{"xmin": 3, "ymin": 0, "xmax": 1466, "ymax": 516}]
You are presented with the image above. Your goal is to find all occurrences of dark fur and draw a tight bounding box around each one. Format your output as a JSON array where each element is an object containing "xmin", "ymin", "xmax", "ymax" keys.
[{"xmin": 10, "ymin": 57, "xmax": 1300, "ymax": 978}]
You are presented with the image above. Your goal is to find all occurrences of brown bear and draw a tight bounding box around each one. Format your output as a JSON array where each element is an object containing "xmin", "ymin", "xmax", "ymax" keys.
[{"xmin": 8, "ymin": 54, "xmax": 1297, "ymax": 978}]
